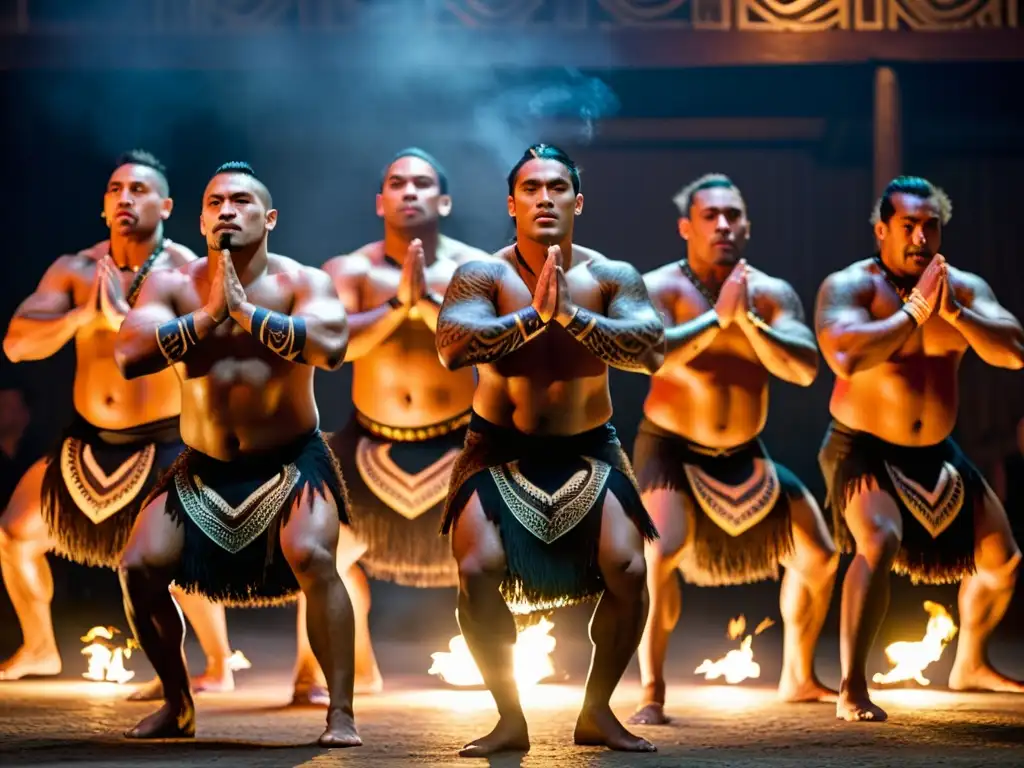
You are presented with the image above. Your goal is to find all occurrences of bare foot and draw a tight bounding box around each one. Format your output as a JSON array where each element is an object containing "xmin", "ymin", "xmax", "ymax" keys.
[
  {"xmin": 574, "ymin": 706, "xmax": 657, "ymax": 752},
  {"xmin": 836, "ymin": 688, "xmax": 887, "ymax": 722},
  {"xmin": 458, "ymin": 716, "xmax": 530, "ymax": 758},
  {"xmin": 318, "ymin": 708, "xmax": 362, "ymax": 748},
  {"xmin": 291, "ymin": 683, "xmax": 330, "ymax": 707},
  {"xmin": 124, "ymin": 700, "xmax": 196, "ymax": 739},
  {"xmin": 193, "ymin": 670, "xmax": 234, "ymax": 693},
  {"xmin": 0, "ymin": 648, "xmax": 61, "ymax": 680},
  {"xmin": 778, "ymin": 676, "xmax": 839, "ymax": 703},
  {"xmin": 627, "ymin": 702, "xmax": 670, "ymax": 725},
  {"xmin": 949, "ymin": 664, "xmax": 1024, "ymax": 693},
  {"xmin": 127, "ymin": 678, "xmax": 163, "ymax": 702}
]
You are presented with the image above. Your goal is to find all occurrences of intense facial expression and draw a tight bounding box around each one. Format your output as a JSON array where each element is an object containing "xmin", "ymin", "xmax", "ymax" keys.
[
  {"xmin": 199, "ymin": 173, "xmax": 277, "ymax": 251},
  {"xmin": 507, "ymin": 158, "xmax": 583, "ymax": 245},
  {"xmin": 875, "ymin": 192, "xmax": 942, "ymax": 277},
  {"xmin": 376, "ymin": 156, "xmax": 451, "ymax": 229},
  {"xmin": 679, "ymin": 186, "xmax": 749, "ymax": 268},
  {"xmin": 103, "ymin": 164, "xmax": 171, "ymax": 237}
]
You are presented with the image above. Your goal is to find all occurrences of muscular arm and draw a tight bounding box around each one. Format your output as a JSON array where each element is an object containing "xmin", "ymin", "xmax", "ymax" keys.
[
  {"xmin": 324, "ymin": 254, "xmax": 407, "ymax": 362},
  {"xmin": 739, "ymin": 281, "xmax": 819, "ymax": 386},
  {"xmin": 115, "ymin": 269, "xmax": 220, "ymax": 379},
  {"xmin": 950, "ymin": 274, "xmax": 1024, "ymax": 370},
  {"xmin": 436, "ymin": 261, "xmax": 545, "ymax": 370},
  {"xmin": 231, "ymin": 268, "xmax": 348, "ymax": 371},
  {"xmin": 3, "ymin": 257, "xmax": 92, "ymax": 362},
  {"xmin": 558, "ymin": 261, "xmax": 666, "ymax": 375},
  {"xmin": 814, "ymin": 271, "xmax": 916, "ymax": 379}
]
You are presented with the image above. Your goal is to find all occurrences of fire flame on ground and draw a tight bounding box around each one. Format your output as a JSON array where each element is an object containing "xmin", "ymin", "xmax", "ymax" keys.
[
  {"xmin": 872, "ymin": 601, "xmax": 958, "ymax": 686},
  {"xmin": 80, "ymin": 626, "xmax": 251, "ymax": 684},
  {"xmin": 694, "ymin": 615, "xmax": 775, "ymax": 685},
  {"xmin": 428, "ymin": 617, "xmax": 556, "ymax": 692}
]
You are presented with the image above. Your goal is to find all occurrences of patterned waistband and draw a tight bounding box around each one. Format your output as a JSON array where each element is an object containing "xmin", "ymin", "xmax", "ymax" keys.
[{"xmin": 355, "ymin": 409, "xmax": 472, "ymax": 443}]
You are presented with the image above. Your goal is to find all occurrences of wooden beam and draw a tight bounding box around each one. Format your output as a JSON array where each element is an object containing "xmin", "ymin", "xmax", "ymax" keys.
[
  {"xmin": 873, "ymin": 66, "xmax": 901, "ymax": 196},
  {"xmin": 2, "ymin": 29, "xmax": 1024, "ymax": 70}
]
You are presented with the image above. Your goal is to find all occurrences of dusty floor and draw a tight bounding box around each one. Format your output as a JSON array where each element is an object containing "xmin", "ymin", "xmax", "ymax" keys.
[{"xmin": 2, "ymin": 604, "xmax": 1023, "ymax": 767}]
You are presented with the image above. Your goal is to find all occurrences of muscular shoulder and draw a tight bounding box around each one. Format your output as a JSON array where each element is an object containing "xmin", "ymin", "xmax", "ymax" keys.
[
  {"xmin": 817, "ymin": 259, "xmax": 876, "ymax": 308},
  {"xmin": 584, "ymin": 251, "xmax": 644, "ymax": 288},
  {"xmin": 748, "ymin": 268, "xmax": 803, "ymax": 309},
  {"xmin": 161, "ymin": 239, "xmax": 199, "ymax": 268},
  {"xmin": 449, "ymin": 254, "xmax": 514, "ymax": 297},
  {"xmin": 945, "ymin": 264, "xmax": 991, "ymax": 299},
  {"xmin": 642, "ymin": 260, "xmax": 684, "ymax": 301},
  {"xmin": 321, "ymin": 250, "xmax": 373, "ymax": 284},
  {"xmin": 270, "ymin": 254, "xmax": 336, "ymax": 295},
  {"xmin": 439, "ymin": 236, "xmax": 493, "ymax": 267}
]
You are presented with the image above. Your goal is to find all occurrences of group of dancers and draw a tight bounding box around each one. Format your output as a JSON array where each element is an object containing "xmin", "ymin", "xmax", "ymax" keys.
[{"xmin": 1, "ymin": 144, "xmax": 1022, "ymax": 756}]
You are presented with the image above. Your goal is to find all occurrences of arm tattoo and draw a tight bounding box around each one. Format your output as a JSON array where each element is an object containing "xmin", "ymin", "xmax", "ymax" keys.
[
  {"xmin": 562, "ymin": 264, "xmax": 665, "ymax": 373},
  {"xmin": 251, "ymin": 307, "xmax": 307, "ymax": 363},
  {"xmin": 155, "ymin": 313, "xmax": 199, "ymax": 364},
  {"xmin": 436, "ymin": 263, "xmax": 545, "ymax": 366}
]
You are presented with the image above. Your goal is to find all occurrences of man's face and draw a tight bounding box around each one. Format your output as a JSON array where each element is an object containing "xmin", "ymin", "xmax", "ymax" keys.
[
  {"xmin": 679, "ymin": 186, "xmax": 749, "ymax": 268},
  {"xmin": 103, "ymin": 164, "xmax": 171, "ymax": 238},
  {"xmin": 376, "ymin": 156, "xmax": 450, "ymax": 230},
  {"xmin": 875, "ymin": 192, "xmax": 943, "ymax": 277},
  {"xmin": 199, "ymin": 173, "xmax": 277, "ymax": 251},
  {"xmin": 507, "ymin": 158, "xmax": 582, "ymax": 245}
]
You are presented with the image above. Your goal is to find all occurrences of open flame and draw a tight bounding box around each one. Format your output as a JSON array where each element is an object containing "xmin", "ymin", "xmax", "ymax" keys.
[
  {"xmin": 694, "ymin": 615, "xmax": 775, "ymax": 685},
  {"xmin": 872, "ymin": 601, "xmax": 958, "ymax": 686},
  {"xmin": 428, "ymin": 617, "xmax": 557, "ymax": 692},
  {"xmin": 81, "ymin": 626, "xmax": 138, "ymax": 684}
]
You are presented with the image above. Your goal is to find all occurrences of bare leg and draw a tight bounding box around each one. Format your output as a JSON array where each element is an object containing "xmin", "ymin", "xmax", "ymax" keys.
[
  {"xmin": 836, "ymin": 483, "xmax": 902, "ymax": 723},
  {"xmin": 120, "ymin": 492, "xmax": 195, "ymax": 739},
  {"xmin": 451, "ymin": 492, "xmax": 529, "ymax": 758},
  {"xmin": 280, "ymin": 487, "xmax": 360, "ymax": 748},
  {"xmin": 629, "ymin": 488, "xmax": 689, "ymax": 726},
  {"xmin": 574, "ymin": 491, "xmax": 656, "ymax": 752},
  {"xmin": 0, "ymin": 459, "xmax": 61, "ymax": 680},
  {"xmin": 292, "ymin": 530, "xmax": 380, "ymax": 704},
  {"xmin": 777, "ymin": 489, "xmax": 839, "ymax": 703},
  {"xmin": 949, "ymin": 487, "xmax": 1024, "ymax": 692},
  {"xmin": 128, "ymin": 589, "xmax": 235, "ymax": 701}
]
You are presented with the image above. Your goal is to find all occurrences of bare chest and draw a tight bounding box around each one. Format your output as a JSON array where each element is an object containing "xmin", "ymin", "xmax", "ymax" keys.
[
  {"xmin": 361, "ymin": 261, "xmax": 456, "ymax": 309},
  {"xmin": 869, "ymin": 293, "xmax": 967, "ymax": 357}
]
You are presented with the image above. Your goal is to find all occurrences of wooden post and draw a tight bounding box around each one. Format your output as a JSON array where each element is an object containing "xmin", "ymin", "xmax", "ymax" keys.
[{"xmin": 873, "ymin": 66, "xmax": 901, "ymax": 194}]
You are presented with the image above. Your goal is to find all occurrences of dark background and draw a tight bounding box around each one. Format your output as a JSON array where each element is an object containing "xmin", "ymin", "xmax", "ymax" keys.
[{"xmin": 2, "ymin": 57, "xmax": 1023, "ymax": 676}]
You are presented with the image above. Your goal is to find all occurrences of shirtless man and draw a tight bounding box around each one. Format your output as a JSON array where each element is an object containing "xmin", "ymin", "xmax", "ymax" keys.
[
  {"xmin": 318, "ymin": 148, "xmax": 490, "ymax": 698},
  {"xmin": 114, "ymin": 162, "xmax": 359, "ymax": 746},
  {"xmin": 815, "ymin": 175, "xmax": 1024, "ymax": 722},
  {"xmin": 436, "ymin": 144, "xmax": 664, "ymax": 757},
  {"xmin": 629, "ymin": 174, "xmax": 838, "ymax": 726},
  {"xmin": 0, "ymin": 150, "xmax": 236, "ymax": 694}
]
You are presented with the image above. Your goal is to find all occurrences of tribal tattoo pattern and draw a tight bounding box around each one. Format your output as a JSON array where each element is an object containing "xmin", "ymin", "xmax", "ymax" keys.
[
  {"xmin": 563, "ymin": 262, "xmax": 665, "ymax": 373},
  {"xmin": 436, "ymin": 262, "xmax": 545, "ymax": 367},
  {"xmin": 156, "ymin": 313, "xmax": 199, "ymax": 364},
  {"xmin": 251, "ymin": 307, "xmax": 307, "ymax": 363}
]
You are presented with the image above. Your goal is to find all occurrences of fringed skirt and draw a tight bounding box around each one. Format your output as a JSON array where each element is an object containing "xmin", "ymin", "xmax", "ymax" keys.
[
  {"xmin": 633, "ymin": 418, "xmax": 800, "ymax": 586},
  {"xmin": 151, "ymin": 430, "xmax": 349, "ymax": 607},
  {"xmin": 328, "ymin": 410, "xmax": 468, "ymax": 588},
  {"xmin": 442, "ymin": 413, "xmax": 658, "ymax": 615},
  {"xmin": 818, "ymin": 419, "xmax": 980, "ymax": 585},
  {"xmin": 40, "ymin": 412, "xmax": 182, "ymax": 568}
]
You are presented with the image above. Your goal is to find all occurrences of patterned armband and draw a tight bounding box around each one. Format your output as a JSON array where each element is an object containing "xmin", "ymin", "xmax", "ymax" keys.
[
  {"xmin": 513, "ymin": 306, "xmax": 546, "ymax": 342},
  {"xmin": 252, "ymin": 307, "xmax": 307, "ymax": 362},
  {"xmin": 564, "ymin": 306, "xmax": 598, "ymax": 341},
  {"xmin": 155, "ymin": 314, "xmax": 198, "ymax": 364}
]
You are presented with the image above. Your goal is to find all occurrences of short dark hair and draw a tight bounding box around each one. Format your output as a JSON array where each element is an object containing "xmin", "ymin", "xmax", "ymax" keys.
[
  {"xmin": 381, "ymin": 148, "xmax": 449, "ymax": 194},
  {"xmin": 507, "ymin": 143, "xmax": 581, "ymax": 195},
  {"xmin": 872, "ymin": 176, "xmax": 952, "ymax": 226},
  {"xmin": 672, "ymin": 173, "xmax": 742, "ymax": 217},
  {"xmin": 114, "ymin": 149, "xmax": 169, "ymax": 196},
  {"xmin": 211, "ymin": 161, "xmax": 272, "ymax": 208}
]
